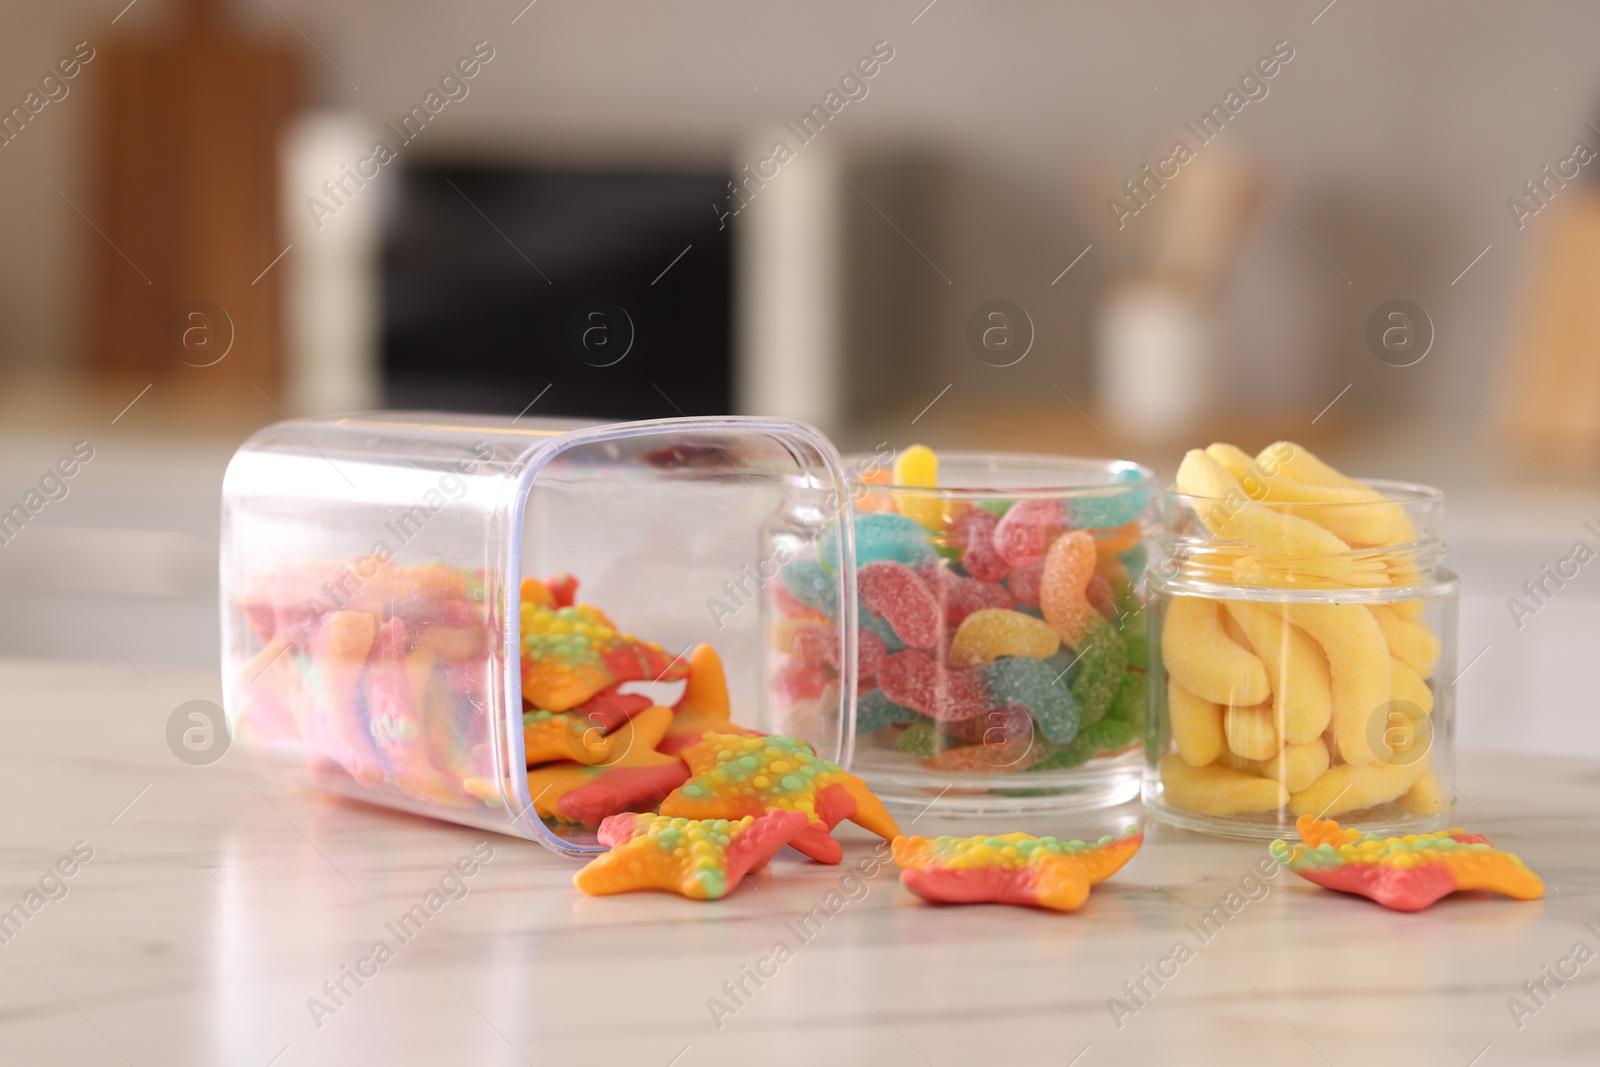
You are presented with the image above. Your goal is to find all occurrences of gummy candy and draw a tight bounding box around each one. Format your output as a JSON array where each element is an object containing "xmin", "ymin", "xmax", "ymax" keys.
[
  {"xmin": 891, "ymin": 827, "xmax": 1143, "ymax": 911},
  {"xmin": 779, "ymin": 557, "xmax": 840, "ymax": 618},
  {"xmin": 1086, "ymin": 574, "xmax": 1117, "ymax": 620},
  {"xmin": 574, "ymin": 810, "xmax": 809, "ymax": 900},
  {"xmin": 1005, "ymin": 558, "xmax": 1046, "ymax": 606},
  {"xmin": 522, "ymin": 708, "xmax": 614, "ymax": 766},
  {"xmin": 530, "ymin": 705, "xmax": 682, "ymax": 823},
  {"xmin": 1063, "ymin": 617, "xmax": 1127, "ymax": 727},
  {"xmin": 827, "ymin": 512, "xmax": 939, "ymax": 568},
  {"xmin": 1160, "ymin": 596, "xmax": 1270, "ymax": 707},
  {"xmin": 572, "ymin": 689, "xmax": 654, "ymax": 734},
  {"xmin": 993, "ymin": 498, "xmax": 1063, "ymax": 567},
  {"xmin": 659, "ymin": 732, "xmax": 900, "ymax": 864},
  {"xmin": 947, "ymin": 608, "xmax": 1060, "ymax": 668},
  {"xmin": 892, "ymin": 444, "xmax": 944, "ymax": 529},
  {"xmin": 917, "ymin": 561, "xmax": 1014, "ymax": 626},
  {"xmin": 949, "ymin": 508, "xmax": 1010, "ymax": 582},
  {"xmin": 1066, "ymin": 467, "xmax": 1148, "ymax": 529},
  {"xmin": 855, "ymin": 689, "xmax": 919, "ymax": 734},
  {"xmin": 981, "ymin": 657, "xmax": 1079, "ymax": 743},
  {"xmin": 1221, "ymin": 600, "xmax": 1331, "ymax": 745},
  {"xmin": 1039, "ymin": 530, "xmax": 1100, "ymax": 647},
  {"xmin": 1158, "ymin": 753, "xmax": 1288, "ymax": 815},
  {"xmin": 520, "ymin": 600, "xmax": 689, "ymax": 712},
  {"xmin": 1269, "ymin": 816, "xmax": 1543, "ymax": 911},
  {"xmin": 857, "ymin": 560, "xmax": 942, "ymax": 648}
]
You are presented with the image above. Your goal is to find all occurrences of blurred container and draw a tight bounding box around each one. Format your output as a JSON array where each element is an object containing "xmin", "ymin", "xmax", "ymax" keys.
[{"xmin": 221, "ymin": 412, "xmax": 854, "ymax": 856}]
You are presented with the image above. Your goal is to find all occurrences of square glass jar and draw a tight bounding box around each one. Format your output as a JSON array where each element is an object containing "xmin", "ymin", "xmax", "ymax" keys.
[
  {"xmin": 221, "ymin": 413, "xmax": 855, "ymax": 857},
  {"xmin": 766, "ymin": 451, "xmax": 1155, "ymax": 814}
]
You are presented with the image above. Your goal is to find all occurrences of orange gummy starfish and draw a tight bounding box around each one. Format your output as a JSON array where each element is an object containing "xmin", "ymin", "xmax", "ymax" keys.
[
  {"xmin": 891, "ymin": 827, "xmax": 1143, "ymax": 911},
  {"xmin": 522, "ymin": 709, "xmax": 613, "ymax": 766},
  {"xmin": 519, "ymin": 578, "xmax": 688, "ymax": 711},
  {"xmin": 524, "ymin": 705, "xmax": 686, "ymax": 824},
  {"xmin": 1269, "ymin": 815, "xmax": 1545, "ymax": 911},
  {"xmin": 573, "ymin": 810, "xmax": 809, "ymax": 900},
  {"xmin": 657, "ymin": 645, "xmax": 763, "ymax": 755},
  {"xmin": 658, "ymin": 732, "xmax": 900, "ymax": 864}
]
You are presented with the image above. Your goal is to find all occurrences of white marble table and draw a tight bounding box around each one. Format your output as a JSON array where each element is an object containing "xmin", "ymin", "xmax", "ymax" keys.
[{"xmin": 1, "ymin": 659, "xmax": 1595, "ymax": 1067}]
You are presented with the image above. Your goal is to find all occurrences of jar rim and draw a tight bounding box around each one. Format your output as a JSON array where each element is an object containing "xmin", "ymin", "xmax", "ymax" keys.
[{"xmin": 843, "ymin": 449, "xmax": 1155, "ymax": 500}]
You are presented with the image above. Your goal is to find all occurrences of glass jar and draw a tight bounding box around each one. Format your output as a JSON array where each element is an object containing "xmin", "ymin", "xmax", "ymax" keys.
[
  {"xmin": 766, "ymin": 451, "xmax": 1155, "ymax": 814},
  {"xmin": 220, "ymin": 413, "xmax": 855, "ymax": 856},
  {"xmin": 1144, "ymin": 479, "xmax": 1457, "ymax": 838}
]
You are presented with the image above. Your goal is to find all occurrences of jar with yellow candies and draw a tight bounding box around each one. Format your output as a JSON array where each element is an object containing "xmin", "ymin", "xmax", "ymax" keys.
[{"xmin": 1144, "ymin": 442, "xmax": 1457, "ymax": 839}]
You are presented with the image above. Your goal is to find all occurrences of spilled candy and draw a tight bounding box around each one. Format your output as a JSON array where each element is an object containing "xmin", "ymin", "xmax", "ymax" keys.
[
  {"xmin": 659, "ymin": 732, "xmax": 900, "ymax": 864},
  {"xmin": 573, "ymin": 810, "xmax": 809, "ymax": 900},
  {"xmin": 891, "ymin": 826, "xmax": 1143, "ymax": 911},
  {"xmin": 1269, "ymin": 816, "xmax": 1544, "ymax": 912}
]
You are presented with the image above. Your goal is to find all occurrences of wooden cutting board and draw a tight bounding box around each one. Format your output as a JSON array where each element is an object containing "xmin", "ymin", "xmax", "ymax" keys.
[{"xmin": 88, "ymin": 0, "xmax": 298, "ymax": 389}]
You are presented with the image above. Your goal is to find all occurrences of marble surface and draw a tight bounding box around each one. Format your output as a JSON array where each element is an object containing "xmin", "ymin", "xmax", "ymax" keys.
[{"xmin": 2, "ymin": 659, "xmax": 1597, "ymax": 1067}]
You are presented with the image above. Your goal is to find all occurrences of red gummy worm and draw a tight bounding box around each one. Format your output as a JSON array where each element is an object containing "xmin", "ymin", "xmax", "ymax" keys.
[
  {"xmin": 878, "ymin": 650, "xmax": 988, "ymax": 722},
  {"xmin": 858, "ymin": 560, "xmax": 941, "ymax": 648},
  {"xmin": 992, "ymin": 499, "xmax": 1064, "ymax": 567},
  {"xmin": 951, "ymin": 509, "xmax": 1010, "ymax": 582}
]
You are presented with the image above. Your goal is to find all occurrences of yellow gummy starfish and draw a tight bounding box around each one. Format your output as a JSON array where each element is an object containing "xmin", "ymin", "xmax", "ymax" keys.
[
  {"xmin": 573, "ymin": 809, "xmax": 808, "ymax": 900},
  {"xmin": 522, "ymin": 709, "xmax": 612, "ymax": 766},
  {"xmin": 659, "ymin": 732, "xmax": 900, "ymax": 842},
  {"xmin": 891, "ymin": 828, "xmax": 1144, "ymax": 911},
  {"xmin": 524, "ymin": 705, "xmax": 679, "ymax": 820}
]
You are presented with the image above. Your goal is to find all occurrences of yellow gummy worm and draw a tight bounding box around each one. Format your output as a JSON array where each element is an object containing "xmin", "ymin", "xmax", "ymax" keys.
[
  {"xmin": 1390, "ymin": 599, "xmax": 1425, "ymax": 621},
  {"xmin": 892, "ymin": 443, "xmax": 943, "ymax": 530},
  {"xmin": 1396, "ymin": 769, "xmax": 1450, "ymax": 816},
  {"xmin": 948, "ymin": 608, "xmax": 1060, "ymax": 668},
  {"xmin": 1223, "ymin": 600, "xmax": 1333, "ymax": 744},
  {"xmin": 1223, "ymin": 739, "xmax": 1329, "ymax": 794},
  {"xmin": 1168, "ymin": 679, "xmax": 1226, "ymax": 768},
  {"xmin": 1206, "ymin": 443, "xmax": 1397, "ymax": 547},
  {"xmin": 1160, "ymin": 753, "xmax": 1289, "ymax": 816},
  {"xmin": 1176, "ymin": 451, "xmax": 1355, "ymax": 573},
  {"xmin": 1224, "ymin": 702, "xmax": 1279, "ymax": 761},
  {"xmin": 1390, "ymin": 656, "xmax": 1434, "ymax": 716},
  {"xmin": 1370, "ymin": 604, "xmax": 1441, "ymax": 678},
  {"xmin": 1269, "ymin": 602, "xmax": 1392, "ymax": 766},
  {"xmin": 1260, "ymin": 441, "xmax": 1418, "ymax": 546},
  {"xmin": 1162, "ymin": 595, "xmax": 1271, "ymax": 706},
  {"xmin": 1288, "ymin": 757, "xmax": 1429, "ymax": 818}
]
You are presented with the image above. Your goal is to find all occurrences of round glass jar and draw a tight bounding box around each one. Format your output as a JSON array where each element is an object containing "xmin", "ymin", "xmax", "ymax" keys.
[
  {"xmin": 1144, "ymin": 479, "xmax": 1458, "ymax": 839},
  {"xmin": 764, "ymin": 450, "xmax": 1155, "ymax": 814}
]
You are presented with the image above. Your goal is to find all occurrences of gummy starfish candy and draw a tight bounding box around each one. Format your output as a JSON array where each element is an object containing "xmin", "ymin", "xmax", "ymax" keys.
[
  {"xmin": 573, "ymin": 810, "xmax": 808, "ymax": 900},
  {"xmin": 657, "ymin": 645, "xmax": 764, "ymax": 755},
  {"xmin": 1269, "ymin": 815, "xmax": 1545, "ymax": 912},
  {"xmin": 891, "ymin": 827, "xmax": 1143, "ymax": 912},
  {"xmin": 658, "ymin": 733, "xmax": 900, "ymax": 864},
  {"xmin": 520, "ymin": 599, "xmax": 688, "ymax": 711},
  {"xmin": 522, "ymin": 709, "xmax": 613, "ymax": 766},
  {"xmin": 526, "ymin": 706, "xmax": 687, "ymax": 825}
]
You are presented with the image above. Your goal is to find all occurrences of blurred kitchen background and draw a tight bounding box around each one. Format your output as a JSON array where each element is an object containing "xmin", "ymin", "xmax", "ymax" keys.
[{"xmin": 3, "ymin": 0, "xmax": 1600, "ymax": 754}]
